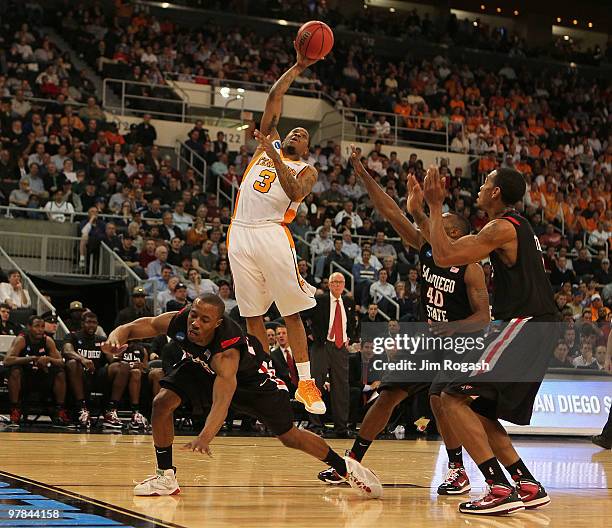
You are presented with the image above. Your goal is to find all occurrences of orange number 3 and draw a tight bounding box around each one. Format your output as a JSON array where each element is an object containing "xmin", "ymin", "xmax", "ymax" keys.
[{"xmin": 253, "ymin": 169, "xmax": 276, "ymax": 194}]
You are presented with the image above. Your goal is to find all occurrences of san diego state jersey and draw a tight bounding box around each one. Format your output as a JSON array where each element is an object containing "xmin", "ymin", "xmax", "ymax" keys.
[
  {"xmin": 232, "ymin": 140, "xmax": 311, "ymax": 225},
  {"xmin": 167, "ymin": 306, "xmax": 277, "ymax": 385},
  {"xmin": 490, "ymin": 211, "xmax": 558, "ymax": 320},
  {"xmin": 419, "ymin": 243, "xmax": 473, "ymax": 322}
]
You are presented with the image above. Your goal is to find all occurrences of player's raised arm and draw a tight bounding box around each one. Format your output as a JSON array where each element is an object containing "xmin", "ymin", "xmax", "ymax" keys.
[
  {"xmin": 183, "ymin": 348, "xmax": 239, "ymax": 455},
  {"xmin": 349, "ymin": 145, "xmax": 424, "ymax": 250},
  {"xmin": 102, "ymin": 311, "xmax": 177, "ymax": 355},
  {"xmin": 259, "ymin": 41, "xmax": 318, "ymax": 139},
  {"xmin": 423, "ymin": 168, "xmax": 514, "ymax": 266}
]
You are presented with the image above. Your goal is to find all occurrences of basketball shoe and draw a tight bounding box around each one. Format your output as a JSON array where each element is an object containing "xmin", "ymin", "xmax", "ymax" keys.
[
  {"xmin": 134, "ymin": 468, "xmax": 180, "ymax": 496},
  {"xmin": 9, "ymin": 407, "xmax": 21, "ymax": 427},
  {"xmin": 130, "ymin": 411, "xmax": 148, "ymax": 431},
  {"xmin": 515, "ymin": 479, "xmax": 550, "ymax": 509},
  {"xmin": 295, "ymin": 379, "xmax": 326, "ymax": 414},
  {"xmin": 344, "ymin": 456, "xmax": 383, "ymax": 499},
  {"xmin": 78, "ymin": 408, "xmax": 91, "ymax": 429},
  {"xmin": 318, "ymin": 450, "xmax": 351, "ymax": 485},
  {"xmin": 103, "ymin": 409, "xmax": 123, "ymax": 430},
  {"xmin": 459, "ymin": 484, "xmax": 524, "ymax": 515},
  {"xmin": 437, "ymin": 466, "xmax": 471, "ymax": 495}
]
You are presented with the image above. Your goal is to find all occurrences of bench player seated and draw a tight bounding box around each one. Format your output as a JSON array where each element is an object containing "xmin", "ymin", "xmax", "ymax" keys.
[
  {"xmin": 102, "ymin": 295, "xmax": 382, "ymax": 499},
  {"xmin": 119, "ymin": 342, "xmax": 149, "ymax": 430},
  {"xmin": 4, "ymin": 315, "xmax": 70, "ymax": 426},
  {"xmin": 63, "ymin": 311, "xmax": 132, "ymax": 430}
]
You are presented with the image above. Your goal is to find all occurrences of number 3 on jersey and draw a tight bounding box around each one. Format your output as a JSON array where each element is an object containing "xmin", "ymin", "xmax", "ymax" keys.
[{"xmin": 253, "ymin": 169, "xmax": 276, "ymax": 194}]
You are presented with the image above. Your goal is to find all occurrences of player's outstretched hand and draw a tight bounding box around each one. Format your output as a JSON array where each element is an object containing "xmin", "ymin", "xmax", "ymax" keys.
[
  {"xmin": 349, "ymin": 144, "xmax": 369, "ymax": 178},
  {"xmin": 183, "ymin": 436, "xmax": 213, "ymax": 457},
  {"xmin": 100, "ymin": 339, "xmax": 128, "ymax": 356},
  {"xmin": 294, "ymin": 40, "xmax": 319, "ymax": 69},
  {"xmin": 407, "ymin": 174, "xmax": 425, "ymax": 217},
  {"xmin": 423, "ymin": 165, "xmax": 445, "ymax": 208},
  {"xmin": 254, "ymin": 129, "xmax": 278, "ymax": 159}
]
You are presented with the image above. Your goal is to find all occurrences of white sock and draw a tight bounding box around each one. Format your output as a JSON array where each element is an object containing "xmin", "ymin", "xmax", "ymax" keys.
[{"xmin": 296, "ymin": 361, "xmax": 311, "ymax": 381}]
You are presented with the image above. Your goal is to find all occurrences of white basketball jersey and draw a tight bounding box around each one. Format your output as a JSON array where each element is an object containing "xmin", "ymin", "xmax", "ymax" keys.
[{"xmin": 232, "ymin": 140, "xmax": 311, "ymax": 225}]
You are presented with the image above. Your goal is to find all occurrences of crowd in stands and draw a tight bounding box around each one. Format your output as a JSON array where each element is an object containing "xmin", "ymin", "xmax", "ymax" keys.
[{"xmin": 0, "ymin": 2, "xmax": 610, "ymax": 431}]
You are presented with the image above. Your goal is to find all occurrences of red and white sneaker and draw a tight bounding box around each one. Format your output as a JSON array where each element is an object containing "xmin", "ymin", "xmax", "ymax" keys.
[
  {"xmin": 9, "ymin": 408, "xmax": 21, "ymax": 428},
  {"xmin": 344, "ymin": 456, "xmax": 383, "ymax": 499},
  {"xmin": 134, "ymin": 468, "xmax": 180, "ymax": 496},
  {"xmin": 459, "ymin": 484, "xmax": 524, "ymax": 515},
  {"xmin": 437, "ymin": 466, "xmax": 471, "ymax": 495},
  {"xmin": 78, "ymin": 408, "xmax": 91, "ymax": 429},
  {"xmin": 103, "ymin": 410, "xmax": 123, "ymax": 430},
  {"xmin": 515, "ymin": 479, "xmax": 550, "ymax": 509}
]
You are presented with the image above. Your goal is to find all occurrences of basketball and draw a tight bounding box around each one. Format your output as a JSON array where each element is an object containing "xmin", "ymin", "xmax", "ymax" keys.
[{"xmin": 296, "ymin": 20, "xmax": 334, "ymax": 60}]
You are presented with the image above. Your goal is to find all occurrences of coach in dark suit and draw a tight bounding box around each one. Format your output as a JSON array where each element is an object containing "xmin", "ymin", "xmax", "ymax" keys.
[
  {"xmin": 270, "ymin": 323, "xmax": 298, "ymax": 398},
  {"xmin": 306, "ymin": 272, "xmax": 357, "ymax": 437}
]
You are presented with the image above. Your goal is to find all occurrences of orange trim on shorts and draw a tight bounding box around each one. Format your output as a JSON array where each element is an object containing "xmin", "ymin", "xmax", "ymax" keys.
[
  {"xmin": 283, "ymin": 208, "xmax": 297, "ymax": 224},
  {"xmin": 225, "ymin": 224, "xmax": 232, "ymax": 251},
  {"xmin": 282, "ymin": 224, "xmax": 309, "ymax": 294}
]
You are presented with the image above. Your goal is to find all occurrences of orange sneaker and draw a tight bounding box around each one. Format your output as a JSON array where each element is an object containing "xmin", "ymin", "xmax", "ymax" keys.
[{"xmin": 295, "ymin": 379, "xmax": 326, "ymax": 414}]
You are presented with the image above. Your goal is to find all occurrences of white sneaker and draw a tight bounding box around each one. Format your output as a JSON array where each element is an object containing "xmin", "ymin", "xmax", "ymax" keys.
[
  {"xmin": 344, "ymin": 456, "xmax": 383, "ymax": 499},
  {"xmin": 78, "ymin": 408, "xmax": 91, "ymax": 429},
  {"xmin": 130, "ymin": 411, "xmax": 148, "ymax": 430},
  {"xmin": 134, "ymin": 468, "xmax": 180, "ymax": 496}
]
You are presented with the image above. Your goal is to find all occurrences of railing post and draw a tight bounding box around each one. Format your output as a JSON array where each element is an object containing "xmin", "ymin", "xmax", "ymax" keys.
[
  {"xmin": 40, "ymin": 237, "xmax": 47, "ymax": 273},
  {"xmin": 394, "ymin": 114, "xmax": 398, "ymax": 146},
  {"xmin": 121, "ymin": 81, "xmax": 125, "ymax": 116}
]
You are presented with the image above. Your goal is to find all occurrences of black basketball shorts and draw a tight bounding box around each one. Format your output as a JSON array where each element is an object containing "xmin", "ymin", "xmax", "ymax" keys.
[{"xmin": 160, "ymin": 358, "xmax": 295, "ymax": 436}]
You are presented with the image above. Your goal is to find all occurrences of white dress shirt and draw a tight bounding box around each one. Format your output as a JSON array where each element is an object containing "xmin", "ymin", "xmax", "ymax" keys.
[
  {"xmin": 327, "ymin": 292, "xmax": 348, "ymax": 346},
  {"xmin": 0, "ymin": 283, "xmax": 31, "ymax": 308}
]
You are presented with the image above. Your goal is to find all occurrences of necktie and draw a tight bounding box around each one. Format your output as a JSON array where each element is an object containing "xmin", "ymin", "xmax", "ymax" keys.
[
  {"xmin": 330, "ymin": 299, "xmax": 344, "ymax": 349},
  {"xmin": 285, "ymin": 349, "xmax": 298, "ymax": 387}
]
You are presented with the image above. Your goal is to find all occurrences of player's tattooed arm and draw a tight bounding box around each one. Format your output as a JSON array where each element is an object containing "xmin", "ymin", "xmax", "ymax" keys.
[
  {"xmin": 349, "ymin": 145, "xmax": 424, "ymax": 249},
  {"xmin": 260, "ymin": 42, "xmax": 319, "ymax": 138},
  {"xmin": 185, "ymin": 348, "xmax": 239, "ymax": 455},
  {"xmin": 254, "ymin": 130, "xmax": 317, "ymax": 201}
]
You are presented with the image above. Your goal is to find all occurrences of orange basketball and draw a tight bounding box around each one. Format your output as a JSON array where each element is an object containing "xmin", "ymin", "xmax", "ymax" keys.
[{"xmin": 296, "ymin": 20, "xmax": 334, "ymax": 60}]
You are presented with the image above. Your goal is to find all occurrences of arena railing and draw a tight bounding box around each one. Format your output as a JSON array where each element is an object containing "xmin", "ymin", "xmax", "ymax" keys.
[
  {"xmin": 338, "ymin": 107, "xmax": 463, "ymax": 152},
  {"xmin": 0, "ymin": 246, "xmax": 70, "ymax": 339},
  {"xmin": 175, "ymin": 139, "xmax": 208, "ymax": 191},
  {"xmin": 0, "ymin": 231, "xmax": 93, "ymax": 278},
  {"xmin": 163, "ymin": 73, "xmax": 337, "ymax": 107}
]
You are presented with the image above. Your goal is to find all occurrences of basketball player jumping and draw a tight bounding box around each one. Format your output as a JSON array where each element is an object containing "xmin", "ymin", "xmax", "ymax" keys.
[
  {"xmin": 419, "ymin": 167, "xmax": 560, "ymax": 514},
  {"xmin": 227, "ymin": 42, "xmax": 324, "ymax": 414},
  {"xmin": 318, "ymin": 147, "xmax": 490, "ymax": 495},
  {"xmin": 103, "ymin": 295, "xmax": 382, "ymax": 498}
]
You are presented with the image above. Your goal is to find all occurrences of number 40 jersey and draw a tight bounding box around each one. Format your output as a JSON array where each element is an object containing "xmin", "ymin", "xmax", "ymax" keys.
[
  {"xmin": 419, "ymin": 242, "xmax": 474, "ymax": 323},
  {"xmin": 232, "ymin": 139, "xmax": 311, "ymax": 226}
]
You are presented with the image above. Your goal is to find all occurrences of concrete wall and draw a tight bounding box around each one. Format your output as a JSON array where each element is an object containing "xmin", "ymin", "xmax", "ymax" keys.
[
  {"xmin": 106, "ymin": 114, "xmax": 245, "ymax": 151},
  {"xmin": 170, "ymin": 81, "xmax": 334, "ymax": 124}
]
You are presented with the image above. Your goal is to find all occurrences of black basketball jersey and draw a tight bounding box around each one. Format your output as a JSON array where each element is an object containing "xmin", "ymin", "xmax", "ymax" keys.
[
  {"xmin": 490, "ymin": 211, "xmax": 558, "ymax": 320},
  {"xmin": 419, "ymin": 243, "xmax": 473, "ymax": 322},
  {"xmin": 21, "ymin": 334, "xmax": 51, "ymax": 358},
  {"xmin": 167, "ymin": 306, "xmax": 270, "ymax": 383},
  {"xmin": 122, "ymin": 344, "xmax": 145, "ymax": 365},
  {"xmin": 64, "ymin": 331, "xmax": 107, "ymax": 369}
]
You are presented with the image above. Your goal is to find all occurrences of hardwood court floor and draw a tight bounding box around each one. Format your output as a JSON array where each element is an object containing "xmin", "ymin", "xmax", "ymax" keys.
[{"xmin": 0, "ymin": 432, "xmax": 610, "ymax": 528}]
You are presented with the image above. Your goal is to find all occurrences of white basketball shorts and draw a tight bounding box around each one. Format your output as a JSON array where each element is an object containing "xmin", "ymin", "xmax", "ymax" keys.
[{"xmin": 227, "ymin": 221, "xmax": 316, "ymax": 317}]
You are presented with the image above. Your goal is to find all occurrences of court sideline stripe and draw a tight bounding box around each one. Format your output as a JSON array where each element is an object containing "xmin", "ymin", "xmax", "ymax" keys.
[{"xmin": 0, "ymin": 470, "xmax": 186, "ymax": 528}]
